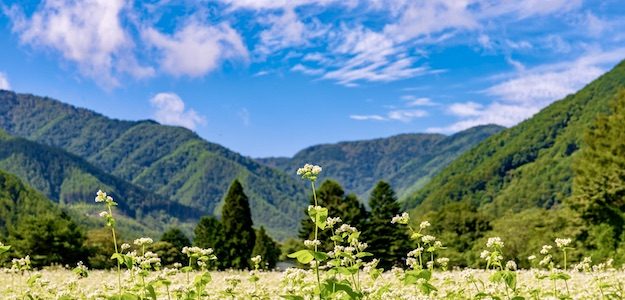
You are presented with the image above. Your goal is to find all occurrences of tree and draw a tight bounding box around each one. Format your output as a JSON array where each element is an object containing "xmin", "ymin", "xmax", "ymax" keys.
[
  {"xmin": 299, "ymin": 179, "xmax": 368, "ymax": 251},
  {"xmin": 194, "ymin": 216, "xmax": 227, "ymax": 269},
  {"xmin": 221, "ymin": 179, "xmax": 256, "ymax": 269},
  {"xmin": 161, "ymin": 228, "xmax": 191, "ymax": 250},
  {"xmin": 9, "ymin": 211, "xmax": 87, "ymax": 267},
  {"xmin": 573, "ymin": 89, "xmax": 625, "ymax": 262},
  {"xmin": 363, "ymin": 181, "xmax": 411, "ymax": 269},
  {"xmin": 252, "ymin": 226, "xmax": 280, "ymax": 270}
]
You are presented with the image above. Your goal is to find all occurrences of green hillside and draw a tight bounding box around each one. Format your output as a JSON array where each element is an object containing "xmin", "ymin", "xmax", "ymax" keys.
[
  {"xmin": 258, "ymin": 125, "xmax": 503, "ymax": 200},
  {"xmin": 0, "ymin": 92, "xmax": 307, "ymax": 239},
  {"xmin": 0, "ymin": 169, "xmax": 86, "ymax": 265},
  {"xmin": 404, "ymin": 59, "xmax": 625, "ymax": 265},
  {"xmin": 0, "ymin": 129, "xmax": 201, "ymax": 235}
]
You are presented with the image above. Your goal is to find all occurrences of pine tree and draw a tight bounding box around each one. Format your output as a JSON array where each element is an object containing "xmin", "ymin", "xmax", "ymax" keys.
[
  {"xmin": 194, "ymin": 216, "xmax": 227, "ymax": 269},
  {"xmin": 573, "ymin": 89, "xmax": 625, "ymax": 260},
  {"xmin": 221, "ymin": 179, "xmax": 256, "ymax": 269},
  {"xmin": 298, "ymin": 179, "xmax": 368, "ymax": 251},
  {"xmin": 364, "ymin": 181, "xmax": 411, "ymax": 269},
  {"xmin": 252, "ymin": 226, "xmax": 280, "ymax": 270}
]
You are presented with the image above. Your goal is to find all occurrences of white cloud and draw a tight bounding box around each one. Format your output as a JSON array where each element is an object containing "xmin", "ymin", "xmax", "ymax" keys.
[
  {"xmin": 429, "ymin": 49, "xmax": 625, "ymax": 133},
  {"xmin": 448, "ymin": 101, "xmax": 483, "ymax": 117},
  {"xmin": 0, "ymin": 72, "xmax": 10, "ymax": 90},
  {"xmin": 149, "ymin": 93, "xmax": 206, "ymax": 130},
  {"xmin": 388, "ymin": 109, "xmax": 428, "ymax": 122},
  {"xmin": 7, "ymin": 0, "xmax": 153, "ymax": 88},
  {"xmin": 401, "ymin": 96, "xmax": 437, "ymax": 106},
  {"xmin": 350, "ymin": 114, "xmax": 386, "ymax": 121},
  {"xmin": 143, "ymin": 21, "xmax": 248, "ymax": 77},
  {"xmin": 351, "ymin": 109, "xmax": 427, "ymax": 122},
  {"xmin": 291, "ymin": 64, "xmax": 324, "ymax": 75}
]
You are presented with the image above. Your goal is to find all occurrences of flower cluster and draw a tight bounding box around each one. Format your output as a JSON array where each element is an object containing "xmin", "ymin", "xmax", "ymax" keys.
[{"xmin": 296, "ymin": 164, "xmax": 322, "ymax": 181}]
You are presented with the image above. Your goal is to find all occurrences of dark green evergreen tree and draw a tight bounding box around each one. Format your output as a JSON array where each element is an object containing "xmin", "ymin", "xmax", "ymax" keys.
[
  {"xmin": 221, "ymin": 179, "xmax": 256, "ymax": 269},
  {"xmin": 161, "ymin": 228, "xmax": 191, "ymax": 250},
  {"xmin": 251, "ymin": 226, "xmax": 280, "ymax": 270},
  {"xmin": 573, "ymin": 89, "xmax": 625, "ymax": 262},
  {"xmin": 298, "ymin": 179, "xmax": 368, "ymax": 251},
  {"xmin": 194, "ymin": 216, "xmax": 227, "ymax": 269},
  {"xmin": 364, "ymin": 181, "xmax": 411, "ymax": 269}
]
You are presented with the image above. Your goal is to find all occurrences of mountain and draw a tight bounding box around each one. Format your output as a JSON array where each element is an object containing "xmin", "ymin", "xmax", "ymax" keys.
[
  {"xmin": 403, "ymin": 59, "xmax": 625, "ymax": 264},
  {"xmin": 0, "ymin": 128, "xmax": 201, "ymax": 236},
  {"xmin": 258, "ymin": 125, "xmax": 504, "ymax": 200},
  {"xmin": 0, "ymin": 91, "xmax": 307, "ymax": 239}
]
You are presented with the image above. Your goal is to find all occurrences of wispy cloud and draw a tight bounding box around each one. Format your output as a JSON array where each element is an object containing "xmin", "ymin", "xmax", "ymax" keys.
[
  {"xmin": 428, "ymin": 48, "xmax": 625, "ymax": 133},
  {"xmin": 401, "ymin": 96, "xmax": 438, "ymax": 106},
  {"xmin": 143, "ymin": 21, "xmax": 248, "ymax": 77},
  {"xmin": 238, "ymin": 108, "xmax": 251, "ymax": 126},
  {"xmin": 149, "ymin": 93, "xmax": 206, "ymax": 130},
  {"xmin": 291, "ymin": 64, "xmax": 324, "ymax": 75},
  {"xmin": 0, "ymin": 72, "xmax": 10, "ymax": 90}
]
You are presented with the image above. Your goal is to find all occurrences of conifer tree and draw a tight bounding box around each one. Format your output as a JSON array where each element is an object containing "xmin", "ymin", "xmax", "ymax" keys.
[
  {"xmin": 252, "ymin": 226, "xmax": 280, "ymax": 270},
  {"xmin": 221, "ymin": 179, "xmax": 256, "ymax": 269},
  {"xmin": 298, "ymin": 179, "xmax": 368, "ymax": 251},
  {"xmin": 364, "ymin": 181, "xmax": 411, "ymax": 269}
]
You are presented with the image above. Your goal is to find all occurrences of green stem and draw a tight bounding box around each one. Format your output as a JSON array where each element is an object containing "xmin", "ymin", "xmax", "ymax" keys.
[
  {"xmin": 311, "ymin": 181, "xmax": 321, "ymax": 297},
  {"xmin": 108, "ymin": 204, "xmax": 122, "ymax": 295}
]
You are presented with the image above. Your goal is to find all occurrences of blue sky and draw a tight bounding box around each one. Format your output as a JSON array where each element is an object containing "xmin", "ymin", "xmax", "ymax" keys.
[{"xmin": 0, "ymin": 0, "xmax": 624, "ymax": 157}]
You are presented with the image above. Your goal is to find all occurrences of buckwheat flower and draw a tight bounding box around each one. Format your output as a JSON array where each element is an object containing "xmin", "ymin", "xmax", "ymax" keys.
[
  {"xmin": 407, "ymin": 247, "xmax": 423, "ymax": 257},
  {"xmin": 426, "ymin": 261, "xmax": 434, "ymax": 269},
  {"xmin": 419, "ymin": 221, "xmax": 431, "ymax": 229},
  {"xmin": 98, "ymin": 211, "xmax": 108, "ymax": 218},
  {"xmin": 421, "ymin": 235, "xmax": 436, "ymax": 244},
  {"xmin": 134, "ymin": 237, "xmax": 153, "ymax": 246},
  {"xmin": 540, "ymin": 245, "xmax": 552, "ymax": 255},
  {"xmin": 95, "ymin": 190, "xmax": 106, "ymax": 202},
  {"xmin": 326, "ymin": 217, "xmax": 342, "ymax": 227},
  {"xmin": 486, "ymin": 237, "xmax": 504, "ymax": 248},
  {"xmin": 555, "ymin": 238, "xmax": 571, "ymax": 248},
  {"xmin": 304, "ymin": 239, "xmax": 321, "ymax": 248},
  {"xmin": 528, "ymin": 255, "xmax": 536, "ymax": 261},
  {"xmin": 251, "ymin": 255, "xmax": 262, "ymax": 265},
  {"xmin": 297, "ymin": 164, "xmax": 322, "ymax": 181},
  {"xmin": 121, "ymin": 243, "xmax": 131, "ymax": 251},
  {"xmin": 506, "ymin": 260, "xmax": 517, "ymax": 271},
  {"xmin": 391, "ymin": 212, "xmax": 409, "ymax": 224},
  {"xmin": 539, "ymin": 255, "xmax": 552, "ymax": 266},
  {"xmin": 480, "ymin": 250, "xmax": 490, "ymax": 259},
  {"xmin": 436, "ymin": 257, "xmax": 449, "ymax": 267},
  {"xmin": 406, "ymin": 257, "xmax": 418, "ymax": 269}
]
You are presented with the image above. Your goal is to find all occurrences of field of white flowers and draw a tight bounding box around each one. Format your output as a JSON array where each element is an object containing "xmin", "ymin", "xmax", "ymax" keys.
[
  {"xmin": 1, "ymin": 164, "xmax": 623, "ymax": 299},
  {"xmin": 0, "ymin": 267, "xmax": 624, "ymax": 299}
]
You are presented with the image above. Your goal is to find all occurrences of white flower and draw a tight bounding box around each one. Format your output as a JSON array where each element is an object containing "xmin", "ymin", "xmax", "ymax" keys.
[
  {"xmin": 540, "ymin": 245, "xmax": 553, "ymax": 255},
  {"xmin": 436, "ymin": 257, "xmax": 449, "ymax": 267},
  {"xmin": 251, "ymin": 255, "xmax": 262, "ymax": 265},
  {"xmin": 539, "ymin": 255, "xmax": 552, "ymax": 266},
  {"xmin": 555, "ymin": 238, "xmax": 572, "ymax": 248},
  {"xmin": 480, "ymin": 250, "xmax": 490, "ymax": 259},
  {"xmin": 326, "ymin": 217, "xmax": 342, "ymax": 227},
  {"xmin": 486, "ymin": 237, "xmax": 504, "ymax": 248},
  {"xmin": 98, "ymin": 211, "xmax": 108, "ymax": 218},
  {"xmin": 134, "ymin": 237, "xmax": 153, "ymax": 246},
  {"xmin": 419, "ymin": 221, "xmax": 431, "ymax": 229},
  {"xmin": 121, "ymin": 243, "xmax": 131, "ymax": 251},
  {"xmin": 528, "ymin": 255, "xmax": 536, "ymax": 261},
  {"xmin": 391, "ymin": 212, "xmax": 410, "ymax": 225},
  {"xmin": 506, "ymin": 260, "xmax": 517, "ymax": 271},
  {"xmin": 304, "ymin": 240, "xmax": 321, "ymax": 248},
  {"xmin": 297, "ymin": 164, "xmax": 322, "ymax": 181},
  {"xmin": 95, "ymin": 190, "xmax": 106, "ymax": 202},
  {"xmin": 421, "ymin": 235, "xmax": 436, "ymax": 244}
]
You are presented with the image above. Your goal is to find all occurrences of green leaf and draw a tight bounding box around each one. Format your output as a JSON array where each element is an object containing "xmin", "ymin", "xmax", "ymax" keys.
[
  {"xmin": 111, "ymin": 253, "xmax": 124, "ymax": 264},
  {"xmin": 0, "ymin": 245, "xmax": 10, "ymax": 255},
  {"xmin": 355, "ymin": 252, "xmax": 373, "ymax": 258},
  {"xmin": 288, "ymin": 250, "xmax": 315, "ymax": 264},
  {"xmin": 308, "ymin": 207, "xmax": 328, "ymax": 230},
  {"xmin": 313, "ymin": 251, "xmax": 329, "ymax": 261},
  {"xmin": 26, "ymin": 274, "xmax": 41, "ymax": 287},
  {"xmin": 145, "ymin": 285, "xmax": 157, "ymax": 300}
]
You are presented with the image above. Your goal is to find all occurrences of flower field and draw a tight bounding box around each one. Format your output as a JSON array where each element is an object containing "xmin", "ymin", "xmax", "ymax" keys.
[{"xmin": 0, "ymin": 268, "xmax": 623, "ymax": 299}]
